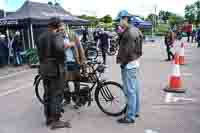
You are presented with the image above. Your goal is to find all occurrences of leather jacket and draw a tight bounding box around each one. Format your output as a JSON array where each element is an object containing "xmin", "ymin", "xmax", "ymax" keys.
[{"xmin": 117, "ymin": 25, "xmax": 143, "ymax": 65}]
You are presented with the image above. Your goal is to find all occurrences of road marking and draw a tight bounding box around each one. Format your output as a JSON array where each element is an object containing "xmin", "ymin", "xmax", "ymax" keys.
[
  {"xmin": 145, "ymin": 129, "xmax": 159, "ymax": 133},
  {"xmin": 164, "ymin": 93, "xmax": 197, "ymax": 103},
  {"xmin": 165, "ymin": 93, "xmax": 174, "ymax": 103},
  {"xmin": 0, "ymin": 84, "xmax": 33, "ymax": 97},
  {"xmin": 172, "ymin": 97, "xmax": 196, "ymax": 102},
  {"xmin": 0, "ymin": 69, "xmax": 33, "ymax": 80},
  {"xmin": 182, "ymin": 73, "xmax": 193, "ymax": 77}
]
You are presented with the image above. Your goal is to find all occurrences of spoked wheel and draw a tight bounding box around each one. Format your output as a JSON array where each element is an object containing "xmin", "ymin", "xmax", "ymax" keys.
[
  {"xmin": 35, "ymin": 76, "xmax": 45, "ymax": 104},
  {"xmin": 85, "ymin": 48, "xmax": 98, "ymax": 60},
  {"xmin": 35, "ymin": 77, "xmax": 70, "ymax": 105},
  {"xmin": 95, "ymin": 81, "xmax": 127, "ymax": 117}
]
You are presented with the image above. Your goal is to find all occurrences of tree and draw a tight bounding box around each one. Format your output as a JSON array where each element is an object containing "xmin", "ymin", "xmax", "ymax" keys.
[
  {"xmin": 195, "ymin": 1, "xmax": 200, "ymax": 24},
  {"xmin": 78, "ymin": 15, "xmax": 99, "ymax": 26},
  {"xmin": 168, "ymin": 15, "xmax": 184, "ymax": 28},
  {"xmin": 159, "ymin": 10, "xmax": 174, "ymax": 23},
  {"xmin": 100, "ymin": 15, "xmax": 112, "ymax": 23},
  {"xmin": 79, "ymin": 15, "xmax": 98, "ymax": 20},
  {"xmin": 184, "ymin": 1, "xmax": 200, "ymax": 25},
  {"xmin": 185, "ymin": 5, "xmax": 196, "ymax": 23},
  {"xmin": 146, "ymin": 14, "xmax": 158, "ymax": 22}
]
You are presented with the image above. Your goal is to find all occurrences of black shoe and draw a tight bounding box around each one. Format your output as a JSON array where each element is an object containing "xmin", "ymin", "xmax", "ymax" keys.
[
  {"xmin": 50, "ymin": 120, "xmax": 72, "ymax": 130},
  {"xmin": 117, "ymin": 117, "xmax": 135, "ymax": 124},
  {"xmin": 135, "ymin": 114, "xmax": 140, "ymax": 118},
  {"xmin": 164, "ymin": 59, "xmax": 171, "ymax": 62},
  {"xmin": 46, "ymin": 119, "xmax": 53, "ymax": 126}
]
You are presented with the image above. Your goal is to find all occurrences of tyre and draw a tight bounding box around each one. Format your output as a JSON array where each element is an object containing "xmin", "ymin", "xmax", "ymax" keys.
[
  {"xmin": 107, "ymin": 48, "xmax": 117, "ymax": 56},
  {"xmin": 85, "ymin": 48, "xmax": 98, "ymax": 60},
  {"xmin": 35, "ymin": 76, "xmax": 45, "ymax": 104},
  {"xmin": 95, "ymin": 81, "xmax": 127, "ymax": 117}
]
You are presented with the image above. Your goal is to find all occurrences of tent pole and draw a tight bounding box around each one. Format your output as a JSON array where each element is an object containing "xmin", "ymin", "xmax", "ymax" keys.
[
  {"xmin": 27, "ymin": 26, "xmax": 31, "ymax": 49},
  {"xmin": 30, "ymin": 23, "xmax": 35, "ymax": 48},
  {"xmin": 21, "ymin": 29, "xmax": 26, "ymax": 51}
]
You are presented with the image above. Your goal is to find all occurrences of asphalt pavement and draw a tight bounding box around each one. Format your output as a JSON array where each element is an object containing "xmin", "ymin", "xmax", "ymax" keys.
[{"xmin": 0, "ymin": 38, "xmax": 200, "ymax": 133}]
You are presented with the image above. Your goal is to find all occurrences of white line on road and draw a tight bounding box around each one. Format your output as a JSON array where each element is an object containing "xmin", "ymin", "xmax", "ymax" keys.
[
  {"xmin": 182, "ymin": 73, "xmax": 193, "ymax": 77},
  {"xmin": 0, "ymin": 69, "xmax": 34, "ymax": 80},
  {"xmin": 0, "ymin": 84, "xmax": 33, "ymax": 97},
  {"xmin": 165, "ymin": 93, "xmax": 174, "ymax": 103},
  {"xmin": 164, "ymin": 93, "xmax": 197, "ymax": 103},
  {"xmin": 145, "ymin": 129, "xmax": 159, "ymax": 133}
]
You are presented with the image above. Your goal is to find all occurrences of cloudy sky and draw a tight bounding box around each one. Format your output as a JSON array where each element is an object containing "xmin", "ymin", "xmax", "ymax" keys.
[{"xmin": 0, "ymin": 0, "xmax": 197, "ymax": 17}]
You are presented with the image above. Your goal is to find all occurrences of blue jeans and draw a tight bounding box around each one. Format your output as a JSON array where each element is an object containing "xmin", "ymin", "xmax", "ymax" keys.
[
  {"xmin": 14, "ymin": 52, "xmax": 22, "ymax": 65},
  {"xmin": 121, "ymin": 67, "xmax": 140, "ymax": 120}
]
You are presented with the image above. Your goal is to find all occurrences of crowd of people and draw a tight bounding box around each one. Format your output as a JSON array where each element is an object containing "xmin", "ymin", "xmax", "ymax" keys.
[
  {"xmin": 181, "ymin": 22, "xmax": 200, "ymax": 47},
  {"xmin": 36, "ymin": 9, "xmax": 143, "ymax": 129},
  {"xmin": 164, "ymin": 23, "xmax": 200, "ymax": 62},
  {"xmin": 0, "ymin": 32, "xmax": 24, "ymax": 67}
]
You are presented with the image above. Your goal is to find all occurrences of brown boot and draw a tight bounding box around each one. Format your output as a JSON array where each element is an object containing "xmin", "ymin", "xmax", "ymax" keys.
[{"xmin": 50, "ymin": 120, "xmax": 72, "ymax": 130}]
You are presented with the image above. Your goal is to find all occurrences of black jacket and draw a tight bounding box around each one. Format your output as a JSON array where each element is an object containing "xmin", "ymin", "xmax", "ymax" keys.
[
  {"xmin": 37, "ymin": 31, "xmax": 65, "ymax": 77},
  {"xmin": 98, "ymin": 32, "xmax": 110, "ymax": 49},
  {"xmin": 0, "ymin": 39, "xmax": 8, "ymax": 57}
]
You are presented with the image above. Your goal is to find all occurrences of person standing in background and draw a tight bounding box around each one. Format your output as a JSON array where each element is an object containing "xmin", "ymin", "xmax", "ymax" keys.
[
  {"xmin": 196, "ymin": 25, "xmax": 200, "ymax": 48},
  {"xmin": 186, "ymin": 22, "xmax": 192, "ymax": 42},
  {"xmin": 191, "ymin": 28, "xmax": 197, "ymax": 43},
  {"xmin": 12, "ymin": 32, "xmax": 23, "ymax": 66},
  {"xmin": 0, "ymin": 35, "xmax": 8, "ymax": 67},
  {"xmin": 164, "ymin": 31, "xmax": 175, "ymax": 61},
  {"xmin": 97, "ymin": 29, "xmax": 110, "ymax": 65},
  {"xmin": 82, "ymin": 27, "xmax": 89, "ymax": 43}
]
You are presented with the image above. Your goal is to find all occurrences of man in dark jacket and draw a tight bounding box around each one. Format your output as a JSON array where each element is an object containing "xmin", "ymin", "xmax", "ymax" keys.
[
  {"xmin": 37, "ymin": 17, "xmax": 71, "ymax": 129},
  {"xmin": 164, "ymin": 31, "xmax": 175, "ymax": 61},
  {"xmin": 116, "ymin": 10, "xmax": 143, "ymax": 124},
  {"xmin": 196, "ymin": 26, "xmax": 200, "ymax": 48},
  {"xmin": 97, "ymin": 29, "xmax": 110, "ymax": 65},
  {"xmin": 12, "ymin": 32, "xmax": 23, "ymax": 65},
  {"xmin": 0, "ymin": 35, "xmax": 8, "ymax": 67},
  {"xmin": 82, "ymin": 27, "xmax": 88, "ymax": 43}
]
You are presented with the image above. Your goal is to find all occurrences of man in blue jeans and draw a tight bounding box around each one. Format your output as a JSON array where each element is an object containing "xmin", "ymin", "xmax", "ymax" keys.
[{"xmin": 116, "ymin": 10, "xmax": 143, "ymax": 124}]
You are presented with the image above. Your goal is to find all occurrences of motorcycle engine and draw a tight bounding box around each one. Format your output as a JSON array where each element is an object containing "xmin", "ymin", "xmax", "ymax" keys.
[{"xmin": 72, "ymin": 86, "xmax": 90, "ymax": 106}]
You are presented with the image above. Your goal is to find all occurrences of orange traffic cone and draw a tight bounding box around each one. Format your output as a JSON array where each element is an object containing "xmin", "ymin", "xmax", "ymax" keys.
[
  {"xmin": 179, "ymin": 43, "xmax": 185, "ymax": 65},
  {"xmin": 164, "ymin": 53, "xmax": 185, "ymax": 93}
]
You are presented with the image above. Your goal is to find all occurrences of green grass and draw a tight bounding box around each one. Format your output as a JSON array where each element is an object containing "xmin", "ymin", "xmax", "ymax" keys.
[
  {"xmin": 157, "ymin": 23, "xmax": 170, "ymax": 33},
  {"xmin": 155, "ymin": 23, "xmax": 170, "ymax": 36}
]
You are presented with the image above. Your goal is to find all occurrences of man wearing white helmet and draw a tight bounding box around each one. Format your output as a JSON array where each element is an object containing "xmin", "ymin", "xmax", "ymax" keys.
[{"xmin": 116, "ymin": 10, "xmax": 143, "ymax": 124}]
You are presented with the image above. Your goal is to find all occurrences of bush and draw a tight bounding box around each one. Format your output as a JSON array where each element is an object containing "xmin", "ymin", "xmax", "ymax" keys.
[
  {"xmin": 154, "ymin": 23, "xmax": 170, "ymax": 36},
  {"xmin": 157, "ymin": 23, "xmax": 170, "ymax": 33},
  {"xmin": 25, "ymin": 48, "xmax": 39, "ymax": 65},
  {"xmin": 154, "ymin": 32, "xmax": 165, "ymax": 36}
]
